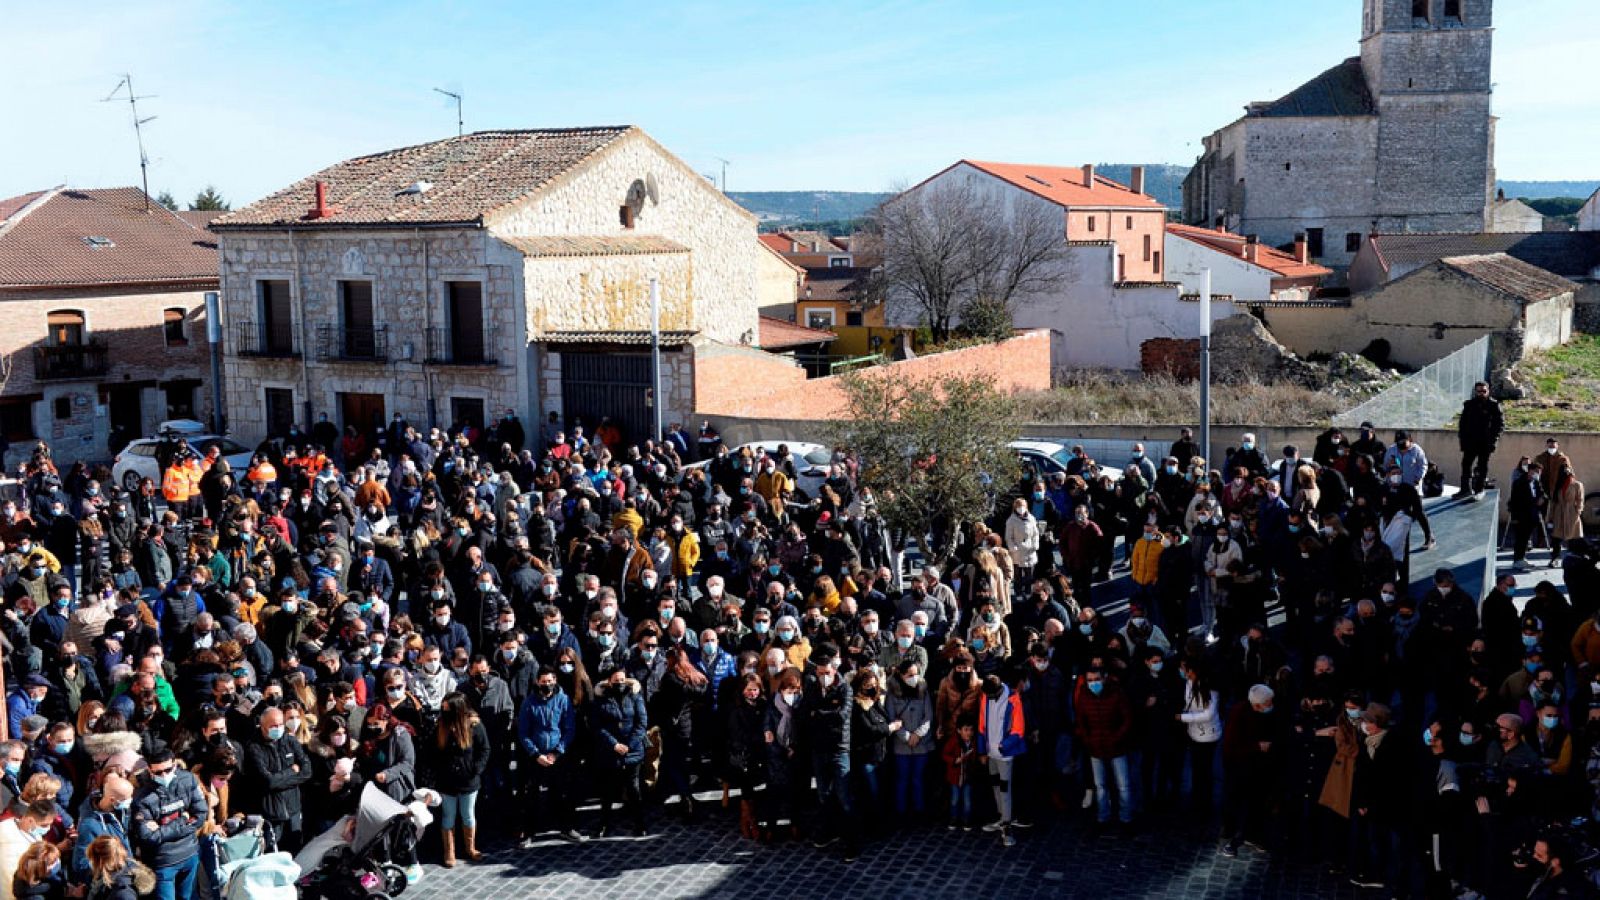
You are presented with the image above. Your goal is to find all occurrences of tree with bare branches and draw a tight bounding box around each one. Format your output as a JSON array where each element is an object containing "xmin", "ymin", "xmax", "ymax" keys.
[{"xmin": 869, "ymin": 173, "xmax": 1068, "ymax": 342}]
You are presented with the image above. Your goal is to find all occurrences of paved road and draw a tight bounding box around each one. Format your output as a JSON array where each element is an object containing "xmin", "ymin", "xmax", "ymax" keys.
[{"xmin": 405, "ymin": 801, "xmax": 1377, "ymax": 900}]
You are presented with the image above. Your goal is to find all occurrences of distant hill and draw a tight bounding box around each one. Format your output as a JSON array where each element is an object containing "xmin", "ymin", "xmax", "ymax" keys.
[
  {"xmin": 728, "ymin": 192, "xmax": 892, "ymax": 228},
  {"xmin": 1499, "ymin": 180, "xmax": 1598, "ymax": 200},
  {"xmin": 1094, "ymin": 164, "xmax": 1188, "ymax": 209}
]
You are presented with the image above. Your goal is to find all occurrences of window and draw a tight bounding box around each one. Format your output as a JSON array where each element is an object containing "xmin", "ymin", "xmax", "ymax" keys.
[
  {"xmin": 1413, "ymin": 0, "xmax": 1430, "ymax": 21},
  {"xmin": 1305, "ymin": 227, "xmax": 1325, "ymax": 259},
  {"xmin": 829, "ymin": 258, "xmax": 850, "ymax": 268},
  {"xmin": 264, "ymin": 388, "xmax": 295, "ymax": 438},
  {"xmin": 1445, "ymin": 0, "xmax": 1461, "ymax": 18},
  {"xmin": 1152, "ymin": 251, "xmax": 1161, "ymax": 273},
  {"xmin": 806, "ymin": 309, "xmax": 836, "ymax": 330},
  {"xmin": 1346, "ymin": 232, "xmax": 1363, "ymax": 253},
  {"xmin": 447, "ymin": 281, "xmax": 485, "ymax": 363},
  {"xmin": 619, "ymin": 205, "xmax": 635, "ymax": 229},
  {"xmin": 1087, "ymin": 216, "xmax": 1096, "ymax": 233},
  {"xmin": 845, "ymin": 311, "xmax": 863, "ymax": 327},
  {"xmin": 0, "ymin": 402, "xmax": 35, "ymax": 441},
  {"xmin": 259, "ymin": 280, "xmax": 293, "ymax": 354},
  {"xmin": 1284, "ymin": 162, "xmax": 1292, "ymax": 172},
  {"xmin": 1125, "ymin": 216, "xmax": 1133, "ymax": 229},
  {"xmin": 451, "ymin": 397, "xmax": 486, "ymax": 431},
  {"xmin": 164, "ymin": 383, "xmax": 195, "ymax": 419},
  {"xmin": 163, "ymin": 308, "xmax": 187, "ymax": 346},
  {"xmin": 47, "ymin": 310, "xmax": 85, "ymax": 346},
  {"xmin": 339, "ymin": 281, "xmax": 376, "ymax": 358},
  {"xmin": 53, "ymin": 397, "xmax": 71, "ymax": 420},
  {"xmin": 1117, "ymin": 254, "xmax": 1126, "ymax": 281},
  {"xmin": 1142, "ymin": 234, "xmax": 1152, "ymax": 262}
]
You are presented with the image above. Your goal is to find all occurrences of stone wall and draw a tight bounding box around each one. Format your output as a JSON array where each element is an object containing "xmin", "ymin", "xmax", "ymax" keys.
[
  {"xmin": 489, "ymin": 131, "xmax": 761, "ymax": 346},
  {"xmin": 218, "ymin": 229, "xmax": 527, "ymax": 443},
  {"xmin": 0, "ymin": 284, "xmax": 216, "ymax": 464},
  {"xmin": 522, "ymin": 251, "xmax": 694, "ymax": 335}
]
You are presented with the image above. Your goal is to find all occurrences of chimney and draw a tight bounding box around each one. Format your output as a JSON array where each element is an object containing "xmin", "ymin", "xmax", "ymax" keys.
[
  {"xmin": 1130, "ymin": 166, "xmax": 1146, "ymax": 196},
  {"xmin": 1081, "ymin": 164, "xmax": 1096, "ymax": 189},
  {"xmin": 1293, "ymin": 232, "xmax": 1309, "ymax": 264},
  {"xmin": 309, "ymin": 181, "xmax": 332, "ymax": 220},
  {"xmin": 1244, "ymin": 233, "xmax": 1259, "ymax": 263},
  {"xmin": 1496, "ymin": 187, "xmax": 1506, "ymax": 202}
]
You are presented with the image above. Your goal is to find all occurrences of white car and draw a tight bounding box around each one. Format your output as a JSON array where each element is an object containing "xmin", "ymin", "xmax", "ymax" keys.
[
  {"xmin": 112, "ymin": 420, "xmax": 255, "ymax": 492},
  {"xmin": 1010, "ymin": 438, "xmax": 1124, "ymax": 483},
  {"xmin": 687, "ymin": 440, "xmax": 836, "ymax": 499}
]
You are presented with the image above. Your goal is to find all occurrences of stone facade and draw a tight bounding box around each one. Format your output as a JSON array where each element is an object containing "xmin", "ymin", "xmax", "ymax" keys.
[
  {"xmin": 0, "ymin": 284, "xmax": 216, "ymax": 465},
  {"xmin": 1182, "ymin": 0, "xmax": 1495, "ymax": 272},
  {"xmin": 217, "ymin": 128, "xmax": 762, "ymax": 446}
]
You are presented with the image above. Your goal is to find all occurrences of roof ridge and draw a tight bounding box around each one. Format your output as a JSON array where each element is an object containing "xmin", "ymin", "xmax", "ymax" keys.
[{"xmin": 0, "ymin": 185, "xmax": 64, "ymax": 241}]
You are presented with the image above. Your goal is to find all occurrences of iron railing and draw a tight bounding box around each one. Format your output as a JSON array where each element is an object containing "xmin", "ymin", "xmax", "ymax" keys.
[
  {"xmin": 424, "ymin": 327, "xmax": 494, "ymax": 365},
  {"xmin": 33, "ymin": 342, "xmax": 109, "ymax": 380},
  {"xmin": 316, "ymin": 324, "xmax": 387, "ymax": 362},
  {"xmin": 232, "ymin": 320, "xmax": 299, "ymax": 358}
]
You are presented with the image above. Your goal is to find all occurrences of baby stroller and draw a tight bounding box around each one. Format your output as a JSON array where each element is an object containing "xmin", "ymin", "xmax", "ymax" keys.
[
  {"xmin": 297, "ymin": 784, "xmax": 431, "ymax": 900},
  {"xmin": 202, "ymin": 816, "xmax": 301, "ymax": 900}
]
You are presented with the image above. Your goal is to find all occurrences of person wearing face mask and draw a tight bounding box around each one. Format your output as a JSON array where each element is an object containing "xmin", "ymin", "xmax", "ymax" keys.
[
  {"xmin": 1202, "ymin": 527, "xmax": 1242, "ymax": 644},
  {"xmin": 130, "ymin": 748, "xmax": 207, "ymax": 899},
  {"xmin": 0, "ymin": 800, "xmax": 61, "ymax": 900},
  {"xmin": 1351, "ymin": 521, "xmax": 1398, "ymax": 605},
  {"xmin": 241, "ymin": 707, "xmax": 309, "ymax": 852},
  {"xmin": 802, "ymin": 654, "xmax": 857, "ymax": 860},
  {"xmin": 528, "ymin": 608, "xmax": 581, "ymax": 671},
  {"xmin": 519, "ymin": 668, "xmax": 581, "ymax": 846},
  {"xmin": 71, "ymin": 772, "xmax": 133, "ymax": 883},
  {"xmin": 588, "ymin": 668, "xmax": 649, "ymax": 840},
  {"xmin": 1225, "ymin": 433, "xmax": 1270, "ymax": 481},
  {"xmin": 421, "ymin": 599, "xmax": 473, "ymax": 665},
  {"xmin": 1056, "ymin": 504, "xmax": 1103, "ymax": 608},
  {"xmin": 1345, "ymin": 703, "xmax": 1410, "ymax": 891},
  {"xmin": 935, "ymin": 654, "xmax": 982, "ymax": 746}
]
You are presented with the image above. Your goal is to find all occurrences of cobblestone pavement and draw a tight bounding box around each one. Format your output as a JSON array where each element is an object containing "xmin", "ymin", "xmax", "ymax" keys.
[{"xmin": 404, "ymin": 798, "xmax": 1377, "ymax": 900}]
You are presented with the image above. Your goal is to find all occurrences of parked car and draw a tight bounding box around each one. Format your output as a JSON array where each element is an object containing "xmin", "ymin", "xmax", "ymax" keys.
[
  {"xmin": 111, "ymin": 420, "xmax": 254, "ymax": 492},
  {"xmin": 687, "ymin": 440, "xmax": 835, "ymax": 500},
  {"xmin": 1010, "ymin": 439, "xmax": 1125, "ymax": 484}
]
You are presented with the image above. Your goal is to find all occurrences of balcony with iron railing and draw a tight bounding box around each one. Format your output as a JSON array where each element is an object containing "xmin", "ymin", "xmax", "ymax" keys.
[
  {"xmin": 424, "ymin": 327, "xmax": 495, "ymax": 365},
  {"xmin": 33, "ymin": 341, "xmax": 109, "ymax": 381},
  {"xmin": 232, "ymin": 321, "xmax": 299, "ymax": 358},
  {"xmin": 316, "ymin": 324, "xmax": 388, "ymax": 362}
]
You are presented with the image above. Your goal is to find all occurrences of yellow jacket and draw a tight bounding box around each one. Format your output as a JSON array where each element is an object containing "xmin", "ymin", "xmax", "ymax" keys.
[
  {"xmin": 1130, "ymin": 537, "xmax": 1163, "ymax": 587},
  {"xmin": 611, "ymin": 508, "xmax": 644, "ymax": 539},
  {"xmin": 673, "ymin": 531, "xmax": 701, "ymax": 577},
  {"xmin": 755, "ymin": 470, "xmax": 794, "ymax": 504},
  {"xmin": 163, "ymin": 464, "xmax": 190, "ymax": 502}
]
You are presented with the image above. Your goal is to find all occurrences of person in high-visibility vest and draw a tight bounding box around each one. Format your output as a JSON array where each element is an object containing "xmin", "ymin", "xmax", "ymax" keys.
[
  {"xmin": 161, "ymin": 460, "xmax": 190, "ymax": 509},
  {"xmin": 181, "ymin": 456, "xmax": 205, "ymax": 518}
]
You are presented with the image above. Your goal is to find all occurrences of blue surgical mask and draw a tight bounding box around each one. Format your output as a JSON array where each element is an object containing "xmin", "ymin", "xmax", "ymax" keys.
[
  {"xmin": 1149, "ymin": 661, "xmax": 1164, "ymax": 674},
  {"xmin": 970, "ymin": 638, "xmax": 986, "ymax": 653},
  {"xmin": 1086, "ymin": 681, "xmax": 1104, "ymax": 696},
  {"xmin": 2, "ymin": 762, "xmax": 18, "ymax": 777},
  {"xmin": 266, "ymin": 726, "xmax": 285, "ymax": 741},
  {"xmin": 1522, "ymin": 634, "xmax": 1539, "ymax": 648},
  {"xmin": 1078, "ymin": 622, "xmax": 1093, "ymax": 635},
  {"xmin": 1459, "ymin": 731, "xmax": 1477, "ymax": 746},
  {"xmin": 913, "ymin": 624, "xmax": 927, "ymax": 638},
  {"xmin": 1345, "ymin": 708, "xmax": 1362, "ymax": 720},
  {"xmin": 897, "ymin": 635, "xmax": 913, "ymax": 649},
  {"xmin": 52, "ymin": 742, "xmax": 72, "ymax": 756},
  {"xmin": 597, "ymin": 634, "xmax": 615, "ymax": 649},
  {"xmin": 1422, "ymin": 727, "xmax": 1434, "ymax": 747},
  {"xmin": 152, "ymin": 773, "xmax": 174, "ymax": 788},
  {"xmin": 641, "ymin": 649, "xmax": 658, "ymax": 663},
  {"xmin": 1526, "ymin": 661, "xmax": 1540, "ymax": 674},
  {"xmin": 501, "ymin": 647, "xmax": 518, "ymax": 661},
  {"xmin": 1542, "ymin": 715, "xmax": 1560, "ymax": 730},
  {"xmin": 777, "ymin": 629, "xmax": 795, "ymax": 642},
  {"xmin": 753, "ymin": 621, "xmax": 770, "ymax": 635},
  {"xmin": 701, "ymin": 641, "xmax": 718, "ymax": 657}
]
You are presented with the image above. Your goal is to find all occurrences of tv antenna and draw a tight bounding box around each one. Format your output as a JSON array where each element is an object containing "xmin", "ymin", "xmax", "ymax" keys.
[
  {"xmin": 103, "ymin": 75, "xmax": 157, "ymax": 211},
  {"xmin": 713, "ymin": 157, "xmax": 731, "ymax": 193},
  {"xmin": 433, "ymin": 87, "xmax": 463, "ymax": 136}
]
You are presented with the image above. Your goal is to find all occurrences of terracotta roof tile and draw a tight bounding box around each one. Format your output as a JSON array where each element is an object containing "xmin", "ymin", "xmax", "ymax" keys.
[
  {"xmin": 212, "ymin": 127, "xmax": 633, "ymax": 229},
  {"xmin": 758, "ymin": 314, "xmax": 835, "ymax": 349},
  {"xmin": 963, "ymin": 161, "xmax": 1164, "ymax": 210},
  {"xmin": 1166, "ymin": 223, "xmax": 1332, "ymax": 279},
  {"xmin": 502, "ymin": 235, "xmax": 688, "ymax": 258},
  {"xmin": 1436, "ymin": 254, "xmax": 1578, "ymax": 304},
  {"xmin": 0, "ymin": 187, "xmax": 218, "ymax": 289}
]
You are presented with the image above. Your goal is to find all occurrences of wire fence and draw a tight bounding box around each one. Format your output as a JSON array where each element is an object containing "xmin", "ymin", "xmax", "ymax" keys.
[{"xmin": 1334, "ymin": 336, "xmax": 1489, "ymax": 430}]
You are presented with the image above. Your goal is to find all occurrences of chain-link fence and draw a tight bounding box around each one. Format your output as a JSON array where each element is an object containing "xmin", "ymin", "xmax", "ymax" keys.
[{"xmin": 1334, "ymin": 336, "xmax": 1489, "ymax": 430}]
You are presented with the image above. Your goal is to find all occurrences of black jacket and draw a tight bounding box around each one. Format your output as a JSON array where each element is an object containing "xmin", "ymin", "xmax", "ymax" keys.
[
  {"xmin": 430, "ymin": 720, "xmax": 491, "ymax": 794},
  {"xmin": 588, "ymin": 681, "xmax": 648, "ymax": 767},
  {"xmin": 243, "ymin": 733, "xmax": 311, "ymax": 823},
  {"xmin": 1351, "ymin": 729, "xmax": 1413, "ymax": 825},
  {"xmin": 804, "ymin": 678, "xmax": 852, "ymax": 755},
  {"xmin": 131, "ymin": 769, "xmax": 208, "ymax": 869},
  {"xmin": 1458, "ymin": 395, "xmax": 1505, "ymax": 450}
]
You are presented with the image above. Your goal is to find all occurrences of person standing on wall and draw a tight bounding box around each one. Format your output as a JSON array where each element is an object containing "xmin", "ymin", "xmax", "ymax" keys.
[{"xmin": 1456, "ymin": 381, "xmax": 1504, "ymax": 501}]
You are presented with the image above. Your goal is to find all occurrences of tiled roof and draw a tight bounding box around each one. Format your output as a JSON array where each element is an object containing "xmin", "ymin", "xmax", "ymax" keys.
[
  {"xmin": 962, "ymin": 161, "xmax": 1164, "ymax": 210},
  {"xmin": 758, "ymin": 234, "xmax": 793, "ymax": 254},
  {"xmin": 778, "ymin": 230, "xmax": 846, "ymax": 253},
  {"xmin": 758, "ymin": 314, "xmax": 835, "ymax": 349},
  {"xmin": 212, "ymin": 127, "xmax": 634, "ymax": 228},
  {"xmin": 1247, "ymin": 57, "xmax": 1375, "ymax": 118},
  {"xmin": 175, "ymin": 210, "xmax": 220, "ymax": 230},
  {"xmin": 802, "ymin": 266, "xmax": 873, "ymax": 303},
  {"xmin": 540, "ymin": 330, "xmax": 697, "ymax": 346},
  {"xmin": 1166, "ymin": 223, "xmax": 1332, "ymax": 279},
  {"xmin": 0, "ymin": 187, "xmax": 218, "ymax": 289},
  {"xmin": 502, "ymin": 235, "xmax": 688, "ymax": 258},
  {"xmin": 1369, "ymin": 231, "xmax": 1600, "ymax": 280},
  {"xmin": 0, "ymin": 191, "xmax": 47, "ymax": 223},
  {"xmin": 1437, "ymin": 254, "xmax": 1578, "ymax": 304}
]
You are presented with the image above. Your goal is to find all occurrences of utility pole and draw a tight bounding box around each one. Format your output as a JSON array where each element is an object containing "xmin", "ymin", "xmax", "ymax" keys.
[
  {"xmin": 103, "ymin": 75, "xmax": 156, "ymax": 210},
  {"xmin": 649, "ymin": 278, "xmax": 663, "ymax": 441},
  {"xmin": 713, "ymin": 157, "xmax": 730, "ymax": 193},
  {"xmin": 433, "ymin": 88, "xmax": 463, "ymax": 136}
]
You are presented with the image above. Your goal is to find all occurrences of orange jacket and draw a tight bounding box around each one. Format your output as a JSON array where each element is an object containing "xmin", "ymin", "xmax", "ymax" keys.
[
  {"xmin": 978, "ymin": 690, "xmax": 1026, "ymax": 758},
  {"xmin": 162, "ymin": 465, "xmax": 190, "ymax": 502}
]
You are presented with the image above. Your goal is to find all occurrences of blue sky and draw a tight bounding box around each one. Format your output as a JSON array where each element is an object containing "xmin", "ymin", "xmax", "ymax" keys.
[{"xmin": 3, "ymin": 0, "xmax": 1596, "ymax": 206}]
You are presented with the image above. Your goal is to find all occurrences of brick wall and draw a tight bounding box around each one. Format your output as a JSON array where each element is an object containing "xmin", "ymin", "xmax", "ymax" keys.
[
  {"xmin": 695, "ymin": 330, "xmax": 1052, "ymax": 421},
  {"xmin": 1141, "ymin": 338, "xmax": 1200, "ymax": 379}
]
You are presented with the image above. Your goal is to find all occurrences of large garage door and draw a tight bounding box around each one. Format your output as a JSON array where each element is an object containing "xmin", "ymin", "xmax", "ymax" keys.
[{"xmin": 560, "ymin": 352, "xmax": 651, "ymax": 447}]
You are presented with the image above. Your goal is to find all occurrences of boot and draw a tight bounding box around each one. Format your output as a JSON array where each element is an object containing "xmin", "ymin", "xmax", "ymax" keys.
[
  {"xmin": 738, "ymin": 800, "xmax": 756, "ymax": 839},
  {"xmin": 462, "ymin": 826, "xmax": 483, "ymax": 862},
  {"xmin": 440, "ymin": 829, "xmax": 456, "ymax": 868}
]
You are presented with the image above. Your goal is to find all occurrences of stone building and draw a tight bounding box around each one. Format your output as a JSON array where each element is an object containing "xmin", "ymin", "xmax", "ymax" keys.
[
  {"xmin": 1487, "ymin": 191, "xmax": 1546, "ymax": 233},
  {"xmin": 1261, "ymin": 253, "xmax": 1574, "ymax": 372},
  {"xmin": 0, "ymin": 187, "xmax": 219, "ymax": 465},
  {"xmin": 210, "ymin": 126, "xmax": 763, "ymax": 447},
  {"xmin": 1580, "ymin": 188, "xmax": 1600, "ymax": 233},
  {"xmin": 1182, "ymin": 0, "xmax": 1496, "ymax": 272},
  {"xmin": 1348, "ymin": 231, "xmax": 1600, "ymax": 318}
]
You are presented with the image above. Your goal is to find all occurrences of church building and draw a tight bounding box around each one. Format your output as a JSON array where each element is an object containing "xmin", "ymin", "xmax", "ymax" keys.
[{"xmin": 1182, "ymin": 0, "xmax": 1496, "ymax": 272}]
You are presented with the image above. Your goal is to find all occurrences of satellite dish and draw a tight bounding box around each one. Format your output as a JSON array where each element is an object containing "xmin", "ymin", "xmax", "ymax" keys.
[{"xmin": 645, "ymin": 172, "xmax": 659, "ymax": 205}]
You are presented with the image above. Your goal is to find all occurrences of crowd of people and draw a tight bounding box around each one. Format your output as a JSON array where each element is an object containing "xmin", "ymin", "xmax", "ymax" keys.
[{"xmin": 0, "ymin": 383, "xmax": 1592, "ymax": 899}]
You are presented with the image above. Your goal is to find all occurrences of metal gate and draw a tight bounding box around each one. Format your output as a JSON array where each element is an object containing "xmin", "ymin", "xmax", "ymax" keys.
[{"xmin": 560, "ymin": 352, "xmax": 652, "ymax": 446}]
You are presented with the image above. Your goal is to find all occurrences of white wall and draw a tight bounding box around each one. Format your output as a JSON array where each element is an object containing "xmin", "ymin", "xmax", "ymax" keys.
[
  {"xmin": 1581, "ymin": 190, "xmax": 1600, "ymax": 232},
  {"xmin": 1164, "ymin": 235, "xmax": 1275, "ymax": 303}
]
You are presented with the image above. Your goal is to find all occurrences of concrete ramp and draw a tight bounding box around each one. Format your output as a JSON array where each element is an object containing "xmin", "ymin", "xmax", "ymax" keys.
[{"xmin": 1409, "ymin": 489, "xmax": 1499, "ymax": 603}]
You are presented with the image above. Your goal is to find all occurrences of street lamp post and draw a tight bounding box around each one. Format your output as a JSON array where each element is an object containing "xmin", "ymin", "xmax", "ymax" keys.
[{"xmin": 650, "ymin": 277, "xmax": 663, "ymax": 441}]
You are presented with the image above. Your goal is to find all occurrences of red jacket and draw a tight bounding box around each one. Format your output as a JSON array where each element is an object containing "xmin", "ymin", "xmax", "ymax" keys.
[{"xmin": 1073, "ymin": 679, "xmax": 1133, "ymax": 759}]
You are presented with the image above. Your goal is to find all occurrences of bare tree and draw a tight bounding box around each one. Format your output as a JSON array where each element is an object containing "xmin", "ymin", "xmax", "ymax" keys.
[{"xmin": 870, "ymin": 173, "xmax": 1067, "ymax": 343}]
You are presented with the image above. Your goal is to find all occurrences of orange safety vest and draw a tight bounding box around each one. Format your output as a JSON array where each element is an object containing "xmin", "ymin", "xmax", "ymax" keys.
[
  {"xmin": 162, "ymin": 465, "xmax": 189, "ymax": 502},
  {"xmin": 183, "ymin": 459, "xmax": 204, "ymax": 494},
  {"xmin": 249, "ymin": 461, "xmax": 277, "ymax": 483}
]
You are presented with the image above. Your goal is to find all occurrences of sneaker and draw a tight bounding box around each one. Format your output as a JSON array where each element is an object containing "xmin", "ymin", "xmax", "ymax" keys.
[
  {"xmin": 1453, "ymin": 489, "xmax": 1472, "ymax": 500},
  {"xmin": 404, "ymin": 864, "xmax": 424, "ymax": 884},
  {"xmin": 558, "ymin": 829, "xmax": 585, "ymax": 843},
  {"xmin": 811, "ymin": 834, "xmax": 839, "ymax": 849},
  {"xmin": 981, "ymin": 820, "xmax": 1006, "ymax": 833},
  {"xmin": 1422, "ymin": 539, "xmax": 1438, "ymax": 552},
  {"xmin": 1243, "ymin": 840, "xmax": 1268, "ymax": 854},
  {"xmin": 947, "ymin": 823, "xmax": 958, "ymax": 831},
  {"xmin": 1011, "ymin": 819, "xmax": 1034, "ymax": 830},
  {"xmin": 1204, "ymin": 632, "xmax": 1219, "ymax": 645},
  {"xmin": 1001, "ymin": 830, "xmax": 1016, "ymax": 848},
  {"xmin": 1219, "ymin": 844, "xmax": 1238, "ymax": 858},
  {"xmin": 1081, "ymin": 788, "xmax": 1095, "ymax": 810},
  {"xmin": 1349, "ymin": 876, "xmax": 1386, "ymax": 889}
]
